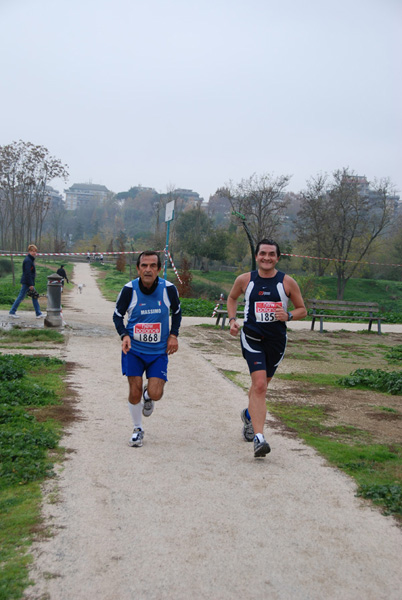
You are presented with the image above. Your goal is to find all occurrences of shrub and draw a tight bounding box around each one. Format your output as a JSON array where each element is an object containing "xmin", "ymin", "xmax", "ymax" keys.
[
  {"xmin": 190, "ymin": 280, "xmax": 225, "ymax": 300},
  {"xmin": 357, "ymin": 484, "xmax": 402, "ymax": 516},
  {"xmin": 0, "ymin": 355, "xmax": 26, "ymax": 381},
  {"xmin": 175, "ymin": 258, "xmax": 193, "ymax": 298},
  {"xmin": 338, "ymin": 369, "xmax": 402, "ymax": 395},
  {"xmin": 0, "ymin": 258, "xmax": 12, "ymax": 278},
  {"xmin": 180, "ymin": 298, "xmax": 216, "ymax": 316},
  {"xmin": 384, "ymin": 345, "xmax": 402, "ymax": 365}
]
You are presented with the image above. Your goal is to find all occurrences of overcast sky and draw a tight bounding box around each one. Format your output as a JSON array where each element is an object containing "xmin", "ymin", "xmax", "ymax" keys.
[{"xmin": 1, "ymin": 0, "xmax": 401, "ymax": 201}]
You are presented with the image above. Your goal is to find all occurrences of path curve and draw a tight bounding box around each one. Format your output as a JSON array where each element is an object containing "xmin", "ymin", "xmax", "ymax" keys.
[{"xmin": 25, "ymin": 263, "xmax": 402, "ymax": 600}]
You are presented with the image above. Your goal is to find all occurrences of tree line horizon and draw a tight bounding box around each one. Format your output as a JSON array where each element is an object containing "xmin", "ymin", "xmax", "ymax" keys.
[{"xmin": 1, "ymin": 140, "xmax": 401, "ymax": 299}]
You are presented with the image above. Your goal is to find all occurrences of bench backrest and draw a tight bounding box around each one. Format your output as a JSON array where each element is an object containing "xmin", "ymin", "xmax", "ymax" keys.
[
  {"xmin": 306, "ymin": 299, "xmax": 379, "ymax": 313},
  {"xmin": 217, "ymin": 301, "xmax": 245, "ymax": 308}
]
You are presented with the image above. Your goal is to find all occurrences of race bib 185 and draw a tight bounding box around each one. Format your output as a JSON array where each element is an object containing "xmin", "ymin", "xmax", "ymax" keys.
[
  {"xmin": 255, "ymin": 301, "xmax": 282, "ymax": 322},
  {"xmin": 133, "ymin": 323, "xmax": 161, "ymax": 343}
]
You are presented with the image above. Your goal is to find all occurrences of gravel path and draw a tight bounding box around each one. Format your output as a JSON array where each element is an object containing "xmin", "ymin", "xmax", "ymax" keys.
[{"xmin": 24, "ymin": 263, "xmax": 402, "ymax": 600}]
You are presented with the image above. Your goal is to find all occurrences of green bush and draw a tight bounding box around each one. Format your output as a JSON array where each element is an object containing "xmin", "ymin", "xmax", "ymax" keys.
[
  {"xmin": 384, "ymin": 345, "xmax": 402, "ymax": 365},
  {"xmin": 357, "ymin": 484, "xmax": 402, "ymax": 516},
  {"xmin": 0, "ymin": 380, "xmax": 56, "ymax": 406},
  {"xmin": 0, "ymin": 356, "xmax": 26, "ymax": 381},
  {"xmin": 338, "ymin": 369, "xmax": 402, "ymax": 395},
  {"xmin": 189, "ymin": 280, "xmax": 225, "ymax": 300},
  {"xmin": 0, "ymin": 258, "xmax": 12, "ymax": 278},
  {"xmin": 180, "ymin": 298, "xmax": 217, "ymax": 317},
  {"xmin": 0, "ymin": 404, "xmax": 33, "ymax": 425}
]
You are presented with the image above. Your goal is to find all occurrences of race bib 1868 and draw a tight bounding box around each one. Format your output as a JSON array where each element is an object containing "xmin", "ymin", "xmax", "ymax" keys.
[
  {"xmin": 255, "ymin": 301, "xmax": 282, "ymax": 322},
  {"xmin": 134, "ymin": 323, "xmax": 161, "ymax": 343}
]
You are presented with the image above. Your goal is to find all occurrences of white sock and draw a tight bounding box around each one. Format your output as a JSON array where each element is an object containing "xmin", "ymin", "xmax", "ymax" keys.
[
  {"xmin": 128, "ymin": 402, "xmax": 143, "ymax": 429},
  {"xmin": 255, "ymin": 433, "xmax": 265, "ymax": 443},
  {"xmin": 143, "ymin": 388, "xmax": 150, "ymax": 401}
]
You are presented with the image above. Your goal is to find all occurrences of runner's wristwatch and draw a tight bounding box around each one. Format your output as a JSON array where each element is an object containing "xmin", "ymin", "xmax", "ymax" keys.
[{"xmin": 287, "ymin": 312, "xmax": 293, "ymax": 321}]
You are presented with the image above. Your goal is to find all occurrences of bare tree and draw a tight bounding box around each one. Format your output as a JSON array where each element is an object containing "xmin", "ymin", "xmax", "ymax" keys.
[
  {"xmin": 0, "ymin": 141, "xmax": 69, "ymax": 250},
  {"xmin": 220, "ymin": 172, "xmax": 292, "ymax": 243},
  {"xmin": 296, "ymin": 173, "xmax": 333, "ymax": 276},
  {"xmin": 47, "ymin": 200, "xmax": 68, "ymax": 252},
  {"xmin": 297, "ymin": 168, "xmax": 397, "ymax": 298}
]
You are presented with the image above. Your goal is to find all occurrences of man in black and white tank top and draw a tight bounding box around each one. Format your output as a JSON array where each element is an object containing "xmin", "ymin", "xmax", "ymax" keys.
[{"xmin": 227, "ymin": 239, "xmax": 307, "ymax": 458}]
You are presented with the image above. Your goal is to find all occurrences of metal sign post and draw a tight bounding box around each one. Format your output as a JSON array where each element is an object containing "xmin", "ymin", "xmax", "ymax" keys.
[
  {"xmin": 232, "ymin": 211, "xmax": 256, "ymax": 270},
  {"xmin": 163, "ymin": 200, "xmax": 175, "ymax": 279}
]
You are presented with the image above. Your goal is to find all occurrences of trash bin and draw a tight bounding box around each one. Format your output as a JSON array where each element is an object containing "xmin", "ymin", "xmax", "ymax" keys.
[{"xmin": 44, "ymin": 274, "xmax": 63, "ymax": 328}]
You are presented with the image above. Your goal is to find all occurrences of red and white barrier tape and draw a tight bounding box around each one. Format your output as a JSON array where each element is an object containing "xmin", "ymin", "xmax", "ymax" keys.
[
  {"xmin": 211, "ymin": 302, "xmax": 220, "ymax": 318},
  {"xmin": 211, "ymin": 294, "xmax": 225, "ymax": 317},
  {"xmin": 166, "ymin": 250, "xmax": 182, "ymax": 284},
  {"xmin": 281, "ymin": 253, "xmax": 402, "ymax": 267},
  {"xmin": 0, "ymin": 250, "xmax": 164, "ymax": 257},
  {"xmin": 0, "ymin": 249, "xmax": 400, "ymax": 268}
]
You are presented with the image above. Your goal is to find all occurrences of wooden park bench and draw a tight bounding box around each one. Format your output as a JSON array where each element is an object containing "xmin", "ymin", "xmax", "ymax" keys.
[
  {"xmin": 306, "ymin": 299, "xmax": 384, "ymax": 334},
  {"xmin": 214, "ymin": 301, "xmax": 245, "ymax": 329}
]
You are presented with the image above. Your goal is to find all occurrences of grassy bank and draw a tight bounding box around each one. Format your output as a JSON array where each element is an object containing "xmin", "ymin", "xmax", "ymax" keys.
[
  {"xmin": 1, "ymin": 260, "xmax": 400, "ymax": 320},
  {"xmin": 89, "ymin": 263, "xmax": 402, "ymax": 322},
  {"xmin": 0, "ymin": 350, "xmax": 68, "ymax": 600},
  {"xmin": 0, "ymin": 259, "xmax": 73, "ymax": 311},
  {"xmin": 266, "ymin": 395, "xmax": 402, "ymax": 519},
  {"xmin": 215, "ymin": 329, "xmax": 402, "ymax": 521}
]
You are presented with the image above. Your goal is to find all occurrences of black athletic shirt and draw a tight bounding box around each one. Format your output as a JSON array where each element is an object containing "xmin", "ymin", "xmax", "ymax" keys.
[{"xmin": 243, "ymin": 270, "xmax": 289, "ymax": 339}]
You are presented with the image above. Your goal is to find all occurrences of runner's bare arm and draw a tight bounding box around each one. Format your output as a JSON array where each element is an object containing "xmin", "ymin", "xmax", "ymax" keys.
[
  {"xmin": 227, "ymin": 273, "xmax": 250, "ymax": 336},
  {"xmin": 275, "ymin": 275, "xmax": 307, "ymax": 322}
]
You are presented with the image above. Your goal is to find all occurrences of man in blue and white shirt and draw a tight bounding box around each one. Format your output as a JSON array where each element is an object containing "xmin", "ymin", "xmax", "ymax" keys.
[{"xmin": 113, "ymin": 251, "xmax": 182, "ymax": 447}]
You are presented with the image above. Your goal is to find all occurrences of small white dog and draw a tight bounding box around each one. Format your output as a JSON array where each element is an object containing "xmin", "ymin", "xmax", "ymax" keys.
[{"xmin": 77, "ymin": 283, "xmax": 85, "ymax": 294}]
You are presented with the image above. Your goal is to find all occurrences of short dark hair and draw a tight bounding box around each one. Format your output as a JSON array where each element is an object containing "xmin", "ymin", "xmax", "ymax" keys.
[
  {"xmin": 255, "ymin": 239, "xmax": 281, "ymax": 258},
  {"xmin": 136, "ymin": 251, "xmax": 161, "ymax": 269}
]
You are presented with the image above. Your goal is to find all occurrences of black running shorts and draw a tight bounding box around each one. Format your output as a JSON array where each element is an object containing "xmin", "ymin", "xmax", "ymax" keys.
[{"xmin": 240, "ymin": 327, "xmax": 287, "ymax": 377}]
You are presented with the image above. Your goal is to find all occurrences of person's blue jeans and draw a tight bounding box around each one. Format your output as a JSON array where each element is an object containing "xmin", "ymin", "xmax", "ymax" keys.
[{"xmin": 9, "ymin": 284, "xmax": 42, "ymax": 316}]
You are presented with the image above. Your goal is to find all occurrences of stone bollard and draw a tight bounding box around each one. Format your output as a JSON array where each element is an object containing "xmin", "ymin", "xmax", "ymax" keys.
[{"xmin": 44, "ymin": 273, "xmax": 63, "ymax": 328}]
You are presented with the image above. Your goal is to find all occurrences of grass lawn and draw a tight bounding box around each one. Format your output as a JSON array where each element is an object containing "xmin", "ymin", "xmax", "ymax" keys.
[{"xmin": 0, "ymin": 352, "xmax": 70, "ymax": 600}]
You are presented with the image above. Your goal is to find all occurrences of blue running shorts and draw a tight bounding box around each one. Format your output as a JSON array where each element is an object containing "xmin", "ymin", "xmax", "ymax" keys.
[
  {"xmin": 122, "ymin": 349, "xmax": 168, "ymax": 381},
  {"xmin": 240, "ymin": 327, "xmax": 287, "ymax": 377}
]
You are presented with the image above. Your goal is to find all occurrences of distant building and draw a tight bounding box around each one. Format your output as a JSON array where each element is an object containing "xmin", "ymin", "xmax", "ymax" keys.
[
  {"xmin": 64, "ymin": 183, "xmax": 112, "ymax": 210},
  {"xmin": 45, "ymin": 185, "xmax": 63, "ymax": 208},
  {"xmin": 173, "ymin": 188, "xmax": 203, "ymax": 212},
  {"xmin": 344, "ymin": 176, "xmax": 400, "ymax": 215},
  {"xmin": 207, "ymin": 191, "xmax": 232, "ymax": 225}
]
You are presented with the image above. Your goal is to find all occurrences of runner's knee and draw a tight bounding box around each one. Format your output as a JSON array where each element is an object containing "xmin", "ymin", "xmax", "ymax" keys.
[
  {"xmin": 147, "ymin": 380, "xmax": 165, "ymax": 401},
  {"xmin": 251, "ymin": 373, "xmax": 268, "ymax": 396}
]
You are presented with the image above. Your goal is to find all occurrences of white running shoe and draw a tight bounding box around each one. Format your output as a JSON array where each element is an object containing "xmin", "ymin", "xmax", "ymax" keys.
[
  {"xmin": 129, "ymin": 427, "xmax": 144, "ymax": 447},
  {"xmin": 254, "ymin": 436, "xmax": 271, "ymax": 458},
  {"xmin": 9, "ymin": 314, "xmax": 19, "ymax": 319},
  {"xmin": 36, "ymin": 313, "xmax": 46, "ymax": 319}
]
